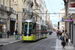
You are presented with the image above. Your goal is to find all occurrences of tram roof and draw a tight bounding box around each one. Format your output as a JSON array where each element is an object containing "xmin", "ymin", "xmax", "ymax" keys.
[{"xmin": 23, "ymin": 19, "xmax": 36, "ymax": 23}]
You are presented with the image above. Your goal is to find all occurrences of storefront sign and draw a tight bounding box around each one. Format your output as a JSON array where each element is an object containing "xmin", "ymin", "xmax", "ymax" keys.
[
  {"xmin": 64, "ymin": 18, "xmax": 74, "ymax": 22},
  {"xmin": 63, "ymin": 17, "xmax": 74, "ymax": 22},
  {"xmin": 69, "ymin": 0, "xmax": 75, "ymax": 13}
]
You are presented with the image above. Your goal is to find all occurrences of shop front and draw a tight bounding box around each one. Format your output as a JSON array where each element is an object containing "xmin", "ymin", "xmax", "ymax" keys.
[
  {"xmin": 0, "ymin": 19, "xmax": 6, "ymax": 38},
  {"xmin": 10, "ymin": 18, "xmax": 16, "ymax": 35}
]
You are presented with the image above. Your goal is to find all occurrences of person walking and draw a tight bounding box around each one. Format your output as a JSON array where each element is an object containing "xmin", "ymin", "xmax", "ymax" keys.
[
  {"xmin": 61, "ymin": 30, "xmax": 66, "ymax": 48},
  {"xmin": 65, "ymin": 30, "xmax": 68, "ymax": 45},
  {"xmin": 7, "ymin": 30, "xmax": 10, "ymax": 38}
]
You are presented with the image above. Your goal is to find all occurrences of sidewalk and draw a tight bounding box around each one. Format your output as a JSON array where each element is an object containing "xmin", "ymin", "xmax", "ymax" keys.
[
  {"xmin": 0, "ymin": 35, "xmax": 22, "ymax": 46},
  {"xmin": 55, "ymin": 39, "xmax": 75, "ymax": 50}
]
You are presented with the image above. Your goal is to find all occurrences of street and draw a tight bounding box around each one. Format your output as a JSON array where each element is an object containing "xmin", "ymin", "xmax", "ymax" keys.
[{"xmin": 0, "ymin": 32, "xmax": 57, "ymax": 50}]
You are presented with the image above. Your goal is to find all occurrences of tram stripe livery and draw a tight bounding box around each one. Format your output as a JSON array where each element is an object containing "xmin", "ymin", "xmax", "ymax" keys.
[{"xmin": 22, "ymin": 20, "xmax": 48, "ymax": 41}]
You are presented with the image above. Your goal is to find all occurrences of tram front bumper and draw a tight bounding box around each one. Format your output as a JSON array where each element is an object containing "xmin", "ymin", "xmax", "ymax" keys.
[{"xmin": 22, "ymin": 35, "xmax": 36, "ymax": 41}]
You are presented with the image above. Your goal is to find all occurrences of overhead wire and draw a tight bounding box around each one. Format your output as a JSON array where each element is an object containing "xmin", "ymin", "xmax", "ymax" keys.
[{"xmin": 47, "ymin": 0, "xmax": 59, "ymax": 16}]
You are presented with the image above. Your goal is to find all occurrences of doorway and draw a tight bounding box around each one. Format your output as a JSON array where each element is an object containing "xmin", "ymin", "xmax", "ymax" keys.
[{"xmin": 10, "ymin": 20, "xmax": 15, "ymax": 35}]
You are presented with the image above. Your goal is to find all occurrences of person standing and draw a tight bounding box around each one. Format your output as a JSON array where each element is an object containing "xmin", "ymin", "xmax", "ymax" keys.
[
  {"xmin": 7, "ymin": 31, "xmax": 10, "ymax": 38},
  {"xmin": 15, "ymin": 30, "xmax": 18, "ymax": 39}
]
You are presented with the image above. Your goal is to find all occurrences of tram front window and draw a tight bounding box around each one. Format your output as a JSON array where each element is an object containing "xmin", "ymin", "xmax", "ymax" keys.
[{"xmin": 24, "ymin": 22, "xmax": 33, "ymax": 36}]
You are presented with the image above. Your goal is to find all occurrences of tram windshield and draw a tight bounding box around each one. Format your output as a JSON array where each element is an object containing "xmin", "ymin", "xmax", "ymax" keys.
[{"xmin": 23, "ymin": 22, "xmax": 33, "ymax": 36}]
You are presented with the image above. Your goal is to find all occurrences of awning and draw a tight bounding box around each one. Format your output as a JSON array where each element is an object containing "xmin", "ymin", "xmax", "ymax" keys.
[{"xmin": 10, "ymin": 18, "xmax": 16, "ymax": 21}]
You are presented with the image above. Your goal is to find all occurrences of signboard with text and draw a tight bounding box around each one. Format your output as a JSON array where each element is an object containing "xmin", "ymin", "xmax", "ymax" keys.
[
  {"xmin": 63, "ymin": 17, "xmax": 74, "ymax": 22},
  {"xmin": 69, "ymin": 0, "xmax": 75, "ymax": 13}
]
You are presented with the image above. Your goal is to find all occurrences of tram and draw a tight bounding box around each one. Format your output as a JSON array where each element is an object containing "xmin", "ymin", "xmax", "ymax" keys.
[{"xmin": 22, "ymin": 19, "xmax": 48, "ymax": 41}]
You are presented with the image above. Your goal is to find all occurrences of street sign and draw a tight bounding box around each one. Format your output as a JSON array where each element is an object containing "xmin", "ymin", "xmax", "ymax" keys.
[
  {"xmin": 33, "ymin": 17, "xmax": 35, "ymax": 19},
  {"xmin": 62, "ymin": 18, "xmax": 64, "ymax": 22}
]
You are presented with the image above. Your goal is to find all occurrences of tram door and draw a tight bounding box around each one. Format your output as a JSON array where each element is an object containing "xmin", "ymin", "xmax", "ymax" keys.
[{"xmin": 41, "ymin": 25, "xmax": 43, "ymax": 38}]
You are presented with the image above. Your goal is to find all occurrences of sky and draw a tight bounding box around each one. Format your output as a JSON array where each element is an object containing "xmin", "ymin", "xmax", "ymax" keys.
[{"xmin": 45, "ymin": 0, "xmax": 64, "ymax": 24}]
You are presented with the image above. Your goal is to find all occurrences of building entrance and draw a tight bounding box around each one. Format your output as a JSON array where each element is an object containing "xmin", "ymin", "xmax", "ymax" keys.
[{"xmin": 10, "ymin": 21, "xmax": 15, "ymax": 35}]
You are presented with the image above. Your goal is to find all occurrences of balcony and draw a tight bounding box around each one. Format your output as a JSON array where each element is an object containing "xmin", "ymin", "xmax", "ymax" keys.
[
  {"xmin": 0, "ymin": 5, "xmax": 8, "ymax": 12},
  {"xmin": 0, "ymin": 4, "xmax": 16, "ymax": 15}
]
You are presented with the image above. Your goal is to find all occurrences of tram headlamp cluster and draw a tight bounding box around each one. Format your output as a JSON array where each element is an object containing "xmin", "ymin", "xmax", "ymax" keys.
[{"xmin": 25, "ymin": 23, "xmax": 27, "ymax": 25}]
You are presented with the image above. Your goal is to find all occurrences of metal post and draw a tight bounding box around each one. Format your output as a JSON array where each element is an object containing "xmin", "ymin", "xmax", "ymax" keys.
[{"xmin": 46, "ymin": 10, "xmax": 48, "ymax": 25}]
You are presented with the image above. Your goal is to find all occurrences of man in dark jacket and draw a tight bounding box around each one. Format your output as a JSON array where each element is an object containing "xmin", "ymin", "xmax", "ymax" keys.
[{"xmin": 7, "ymin": 31, "xmax": 10, "ymax": 38}]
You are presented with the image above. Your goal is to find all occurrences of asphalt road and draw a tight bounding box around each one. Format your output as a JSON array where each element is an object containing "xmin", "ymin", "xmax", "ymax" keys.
[{"xmin": 0, "ymin": 32, "xmax": 57, "ymax": 50}]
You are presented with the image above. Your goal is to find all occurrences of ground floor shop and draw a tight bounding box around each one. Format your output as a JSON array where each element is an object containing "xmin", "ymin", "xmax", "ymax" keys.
[{"xmin": 0, "ymin": 19, "xmax": 7, "ymax": 38}]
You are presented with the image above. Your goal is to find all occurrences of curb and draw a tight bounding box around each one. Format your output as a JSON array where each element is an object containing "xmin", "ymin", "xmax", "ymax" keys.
[{"xmin": 0, "ymin": 40, "xmax": 22, "ymax": 46}]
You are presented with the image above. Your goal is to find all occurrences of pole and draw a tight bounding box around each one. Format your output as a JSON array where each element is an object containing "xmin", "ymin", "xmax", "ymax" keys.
[{"xmin": 46, "ymin": 10, "xmax": 48, "ymax": 25}]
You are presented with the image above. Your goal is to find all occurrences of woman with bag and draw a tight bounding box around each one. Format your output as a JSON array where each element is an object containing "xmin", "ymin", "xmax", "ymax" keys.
[
  {"xmin": 61, "ymin": 30, "xmax": 66, "ymax": 48},
  {"xmin": 65, "ymin": 30, "xmax": 68, "ymax": 45}
]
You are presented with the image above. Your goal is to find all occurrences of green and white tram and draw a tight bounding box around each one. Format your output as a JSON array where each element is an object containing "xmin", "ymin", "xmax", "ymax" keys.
[{"xmin": 22, "ymin": 20, "xmax": 48, "ymax": 41}]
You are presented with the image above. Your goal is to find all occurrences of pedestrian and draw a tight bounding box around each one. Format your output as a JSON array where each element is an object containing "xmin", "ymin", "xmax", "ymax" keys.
[
  {"xmin": 7, "ymin": 30, "xmax": 10, "ymax": 38},
  {"xmin": 61, "ymin": 30, "xmax": 66, "ymax": 48},
  {"xmin": 59, "ymin": 31, "xmax": 62, "ymax": 39},
  {"xmin": 65, "ymin": 30, "xmax": 68, "ymax": 45},
  {"xmin": 15, "ymin": 30, "xmax": 18, "ymax": 40},
  {"xmin": 56, "ymin": 30, "xmax": 59, "ymax": 37}
]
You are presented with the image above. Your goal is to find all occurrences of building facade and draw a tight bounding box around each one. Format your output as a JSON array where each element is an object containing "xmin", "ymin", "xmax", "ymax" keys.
[
  {"xmin": 63, "ymin": 0, "xmax": 75, "ymax": 46},
  {"xmin": 0, "ymin": 0, "xmax": 17, "ymax": 38},
  {"xmin": 59, "ymin": 9, "xmax": 65, "ymax": 31}
]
